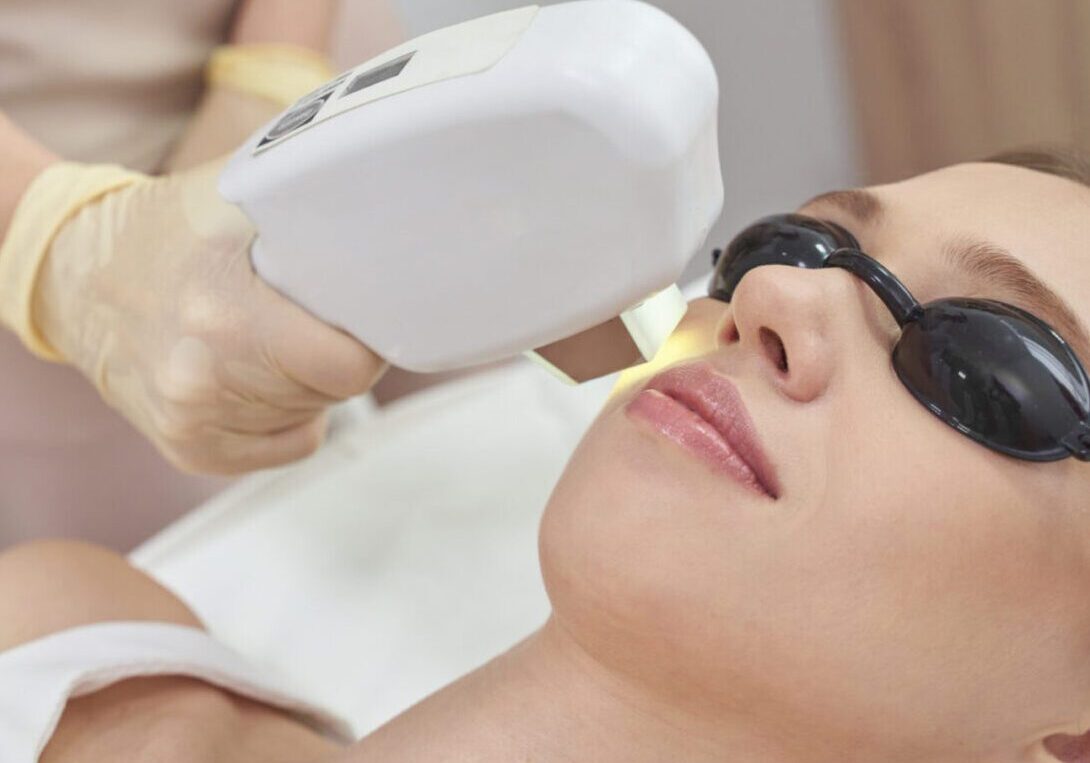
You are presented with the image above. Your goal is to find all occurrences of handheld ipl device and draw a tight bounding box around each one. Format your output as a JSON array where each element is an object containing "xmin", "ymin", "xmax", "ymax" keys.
[{"xmin": 219, "ymin": 0, "xmax": 723, "ymax": 383}]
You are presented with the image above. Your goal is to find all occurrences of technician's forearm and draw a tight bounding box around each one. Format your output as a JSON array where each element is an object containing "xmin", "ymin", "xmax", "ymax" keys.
[
  {"xmin": 165, "ymin": 0, "xmax": 407, "ymax": 173},
  {"xmin": 0, "ymin": 113, "xmax": 58, "ymax": 244},
  {"xmin": 163, "ymin": 0, "xmax": 341, "ymax": 173},
  {"xmin": 230, "ymin": 0, "xmax": 339, "ymax": 50}
]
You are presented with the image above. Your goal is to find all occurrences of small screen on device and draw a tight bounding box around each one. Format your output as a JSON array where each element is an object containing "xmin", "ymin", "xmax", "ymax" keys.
[{"xmin": 343, "ymin": 52, "xmax": 416, "ymax": 98}]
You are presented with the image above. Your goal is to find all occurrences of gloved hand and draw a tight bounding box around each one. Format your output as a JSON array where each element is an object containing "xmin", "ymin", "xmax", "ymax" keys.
[{"xmin": 0, "ymin": 159, "xmax": 386, "ymax": 474}]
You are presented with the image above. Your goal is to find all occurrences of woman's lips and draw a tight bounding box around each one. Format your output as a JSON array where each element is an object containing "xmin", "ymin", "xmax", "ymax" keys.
[{"xmin": 624, "ymin": 363, "xmax": 779, "ymax": 499}]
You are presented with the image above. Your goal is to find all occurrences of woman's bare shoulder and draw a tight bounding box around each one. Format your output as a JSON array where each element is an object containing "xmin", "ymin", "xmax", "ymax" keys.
[
  {"xmin": 0, "ymin": 539, "xmax": 202, "ymax": 652},
  {"xmin": 0, "ymin": 540, "xmax": 336, "ymax": 763}
]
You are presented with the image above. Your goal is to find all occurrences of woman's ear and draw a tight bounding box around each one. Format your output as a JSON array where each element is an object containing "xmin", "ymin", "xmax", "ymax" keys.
[{"xmin": 1044, "ymin": 731, "xmax": 1090, "ymax": 762}]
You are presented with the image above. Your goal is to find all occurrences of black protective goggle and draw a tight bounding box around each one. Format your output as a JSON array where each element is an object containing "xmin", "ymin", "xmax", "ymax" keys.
[{"xmin": 708, "ymin": 214, "xmax": 1090, "ymax": 463}]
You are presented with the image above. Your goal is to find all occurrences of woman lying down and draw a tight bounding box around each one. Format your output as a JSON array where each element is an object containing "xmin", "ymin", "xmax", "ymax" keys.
[{"xmin": 2, "ymin": 149, "xmax": 1089, "ymax": 763}]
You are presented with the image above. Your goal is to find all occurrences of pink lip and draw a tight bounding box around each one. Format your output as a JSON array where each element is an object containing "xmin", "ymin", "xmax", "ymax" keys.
[{"xmin": 624, "ymin": 362, "xmax": 779, "ymax": 499}]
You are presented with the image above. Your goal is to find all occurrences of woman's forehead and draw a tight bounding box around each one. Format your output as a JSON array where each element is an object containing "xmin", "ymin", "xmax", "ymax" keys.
[
  {"xmin": 860, "ymin": 163, "xmax": 1090, "ymax": 354},
  {"xmin": 870, "ymin": 162, "xmax": 1090, "ymax": 285}
]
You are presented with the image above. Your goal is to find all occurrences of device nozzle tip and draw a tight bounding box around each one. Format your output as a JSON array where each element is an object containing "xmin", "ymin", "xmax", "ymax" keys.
[{"xmin": 525, "ymin": 284, "xmax": 687, "ymax": 384}]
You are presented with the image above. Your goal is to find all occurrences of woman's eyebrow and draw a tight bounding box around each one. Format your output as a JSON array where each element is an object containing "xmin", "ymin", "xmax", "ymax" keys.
[
  {"xmin": 944, "ymin": 238, "xmax": 1090, "ymax": 364},
  {"xmin": 801, "ymin": 189, "xmax": 884, "ymax": 226},
  {"xmin": 799, "ymin": 188, "xmax": 1090, "ymax": 364}
]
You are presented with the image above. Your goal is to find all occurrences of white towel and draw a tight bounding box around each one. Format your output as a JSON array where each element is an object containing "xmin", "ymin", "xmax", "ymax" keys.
[{"xmin": 0, "ymin": 621, "xmax": 353, "ymax": 763}]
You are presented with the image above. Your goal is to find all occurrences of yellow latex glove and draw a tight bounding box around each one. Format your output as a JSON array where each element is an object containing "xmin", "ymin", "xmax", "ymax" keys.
[
  {"xmin": 0, "ymin": 159, "xmax": 386, "ymax": 474},
  {"xmin": 207, "ymin": 43, "xmax": 336, "ymax": 107}
]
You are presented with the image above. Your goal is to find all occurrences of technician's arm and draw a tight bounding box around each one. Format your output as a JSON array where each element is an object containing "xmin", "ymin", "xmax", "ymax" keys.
[
  {"xmin": 166, "ymin": 0, "xmax": 404, "ymax": 172},
  {"xmin": 0, "ymin": 114, "xmax": 58, "ymax": 244}
]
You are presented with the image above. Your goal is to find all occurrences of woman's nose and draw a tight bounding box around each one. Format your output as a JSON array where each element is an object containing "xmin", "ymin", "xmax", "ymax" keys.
[{"xmin": 715, "ymin": 264, "xmax": 856, "ymax": 403}]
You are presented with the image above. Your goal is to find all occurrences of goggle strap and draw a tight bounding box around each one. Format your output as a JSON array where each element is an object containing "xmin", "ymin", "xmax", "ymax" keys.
[
  {"xmin": 1061, "ymin": 421, "xmax": 1090, "ymax": 461},
  {"xmin": 825, "ymin": 249, "xmax": 924, "ymax": 327}
]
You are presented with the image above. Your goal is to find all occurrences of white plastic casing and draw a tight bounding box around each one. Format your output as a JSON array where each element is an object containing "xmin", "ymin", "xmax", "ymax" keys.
[{"xmin": 219, "ymin": 0, "xmax": 723, "ymax": 373}]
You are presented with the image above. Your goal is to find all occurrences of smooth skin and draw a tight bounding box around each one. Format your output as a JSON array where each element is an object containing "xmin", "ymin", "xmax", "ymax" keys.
[{"xmin": 3, "ymin": 161, "xmax": 1090, "ymax": 763}]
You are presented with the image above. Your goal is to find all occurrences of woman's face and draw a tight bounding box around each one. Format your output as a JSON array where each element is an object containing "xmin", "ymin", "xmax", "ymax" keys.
[{"xmin": 540, "ymin": 162, "xmax": 1090, "ymax": 761}]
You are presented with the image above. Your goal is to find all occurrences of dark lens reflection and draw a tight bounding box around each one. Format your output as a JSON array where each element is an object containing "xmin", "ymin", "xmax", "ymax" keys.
[
  {"xmin": 893, "ymin": 299, "xmax": 1090, "ymax": 459},
  {"xmin": 708, "ymin": 214, "xmax": 859, "ymax": 302}
]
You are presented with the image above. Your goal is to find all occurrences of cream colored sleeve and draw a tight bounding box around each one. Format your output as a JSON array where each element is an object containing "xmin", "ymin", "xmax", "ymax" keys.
[{"xmin": 0, "ymin": 162, "xmax": 145, "ymax": 360}]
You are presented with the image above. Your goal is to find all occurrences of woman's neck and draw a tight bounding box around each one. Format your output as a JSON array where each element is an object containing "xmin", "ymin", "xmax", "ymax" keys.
[{"xmin": 340, "ymin": 617, "xmax": 805, "ymax": 763}]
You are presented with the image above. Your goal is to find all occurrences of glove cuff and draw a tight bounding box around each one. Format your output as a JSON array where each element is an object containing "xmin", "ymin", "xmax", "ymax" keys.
[
  {"xmin": 0, "ymin": 162, "xmax": 145, "ymax": 361},
  {"xmin": 206, "ymin": 44, "xmax": 337, "ymax": 108}
]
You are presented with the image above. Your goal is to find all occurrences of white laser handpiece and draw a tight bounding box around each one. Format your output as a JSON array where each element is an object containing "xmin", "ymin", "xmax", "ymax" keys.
[{"xmin": 219, "ymin": 0, "xmax": 723, "ymax": 383}]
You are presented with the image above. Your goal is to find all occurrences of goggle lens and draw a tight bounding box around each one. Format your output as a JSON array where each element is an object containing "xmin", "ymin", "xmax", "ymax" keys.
[
  {"xmin": 894, "ymin": 300, "xmax": 1090, "ymax": 460},
  {"xmin": 710, "ymin": 214, "xmax": 858, "ymax": 302}
]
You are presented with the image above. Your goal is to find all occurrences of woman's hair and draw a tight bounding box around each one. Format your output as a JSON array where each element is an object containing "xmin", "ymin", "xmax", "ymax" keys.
[{"xmin": 986, "ymin": 146, "xmax": 1090, "ymax": 188}]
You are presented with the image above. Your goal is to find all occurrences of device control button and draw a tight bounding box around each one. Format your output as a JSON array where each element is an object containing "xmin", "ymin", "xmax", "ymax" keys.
[{"xmin": 265, "ymin": 98, "xmax": 326, "ymax": 142}]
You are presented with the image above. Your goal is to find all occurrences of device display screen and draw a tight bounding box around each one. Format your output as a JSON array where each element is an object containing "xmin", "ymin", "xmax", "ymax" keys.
[
  {"xmin": 258, "ymin": 92, "xmax": 332, "ymax": 148},
  {"xmin": 297, "ymin": 71, "xmax": 352, "ymax": 105},
  {"xmin": 252, "ymin": 4, "xmax": 534, "ymax": 155},
  {"xmin": 255, "ymin": 51, "xmax": 415, "ymax": 150},
  {"xmin": 342, "ymin": 51, "xmax": 416, "ymax": 98}
]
